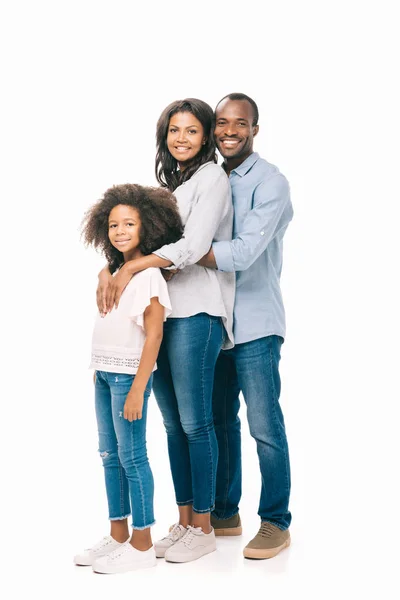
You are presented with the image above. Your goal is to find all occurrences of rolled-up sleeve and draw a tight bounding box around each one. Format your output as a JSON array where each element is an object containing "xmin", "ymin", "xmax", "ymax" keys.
[
  {"xmin": 154, "ymin": 168, "xmax": 231, "ymax": 270},
  {"xmin": 213, "ymin": 174, "xmax": 292, "ymax": 272}
]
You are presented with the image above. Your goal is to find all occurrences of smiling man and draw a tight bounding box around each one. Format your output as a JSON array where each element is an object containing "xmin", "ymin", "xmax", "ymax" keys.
[{"xmin": 198, "ymin": 93, "xmax": 293, "ymax": 559}]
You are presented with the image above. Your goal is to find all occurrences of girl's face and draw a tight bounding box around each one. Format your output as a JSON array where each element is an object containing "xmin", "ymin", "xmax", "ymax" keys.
[
  {"xmin": 108, "ymin": 204, "xmax": 142, "ymax": 261},
  {"xmin": 167, "ymin": 111, "xmax": 206, "ymax": 170}
]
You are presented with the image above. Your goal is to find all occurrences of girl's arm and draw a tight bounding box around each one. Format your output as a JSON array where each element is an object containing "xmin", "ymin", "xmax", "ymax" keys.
[{"xmin": 123, "ymin": 296, "xmax": 164, "ymax": 422}]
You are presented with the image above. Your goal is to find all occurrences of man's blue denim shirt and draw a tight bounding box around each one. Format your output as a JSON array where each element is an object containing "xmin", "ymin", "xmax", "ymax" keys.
[{"xmin": 213, "ymin": 152, "xmax": 293, "ymax": 345}]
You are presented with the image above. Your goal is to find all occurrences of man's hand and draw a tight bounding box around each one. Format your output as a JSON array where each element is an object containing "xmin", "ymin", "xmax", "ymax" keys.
[
  {"xmin": 96, "ymin": 267, "xmax": 113, "ymax": 315},
  {"xmin": 161, "ymin": 268, "xmax": 179, "ymax": 282},
  {"xmin": 124, "ymin": 386, "xmax": 144, "ymax": 421},
  {"xmin": 197, "ymin": 247, "xmax": 217, "ymax": 269}
]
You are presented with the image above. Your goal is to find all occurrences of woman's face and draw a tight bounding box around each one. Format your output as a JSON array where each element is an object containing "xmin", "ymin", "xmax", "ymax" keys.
[{"xmin": 167, "ymin": 111, "xmax": 206, "ymax": 169}]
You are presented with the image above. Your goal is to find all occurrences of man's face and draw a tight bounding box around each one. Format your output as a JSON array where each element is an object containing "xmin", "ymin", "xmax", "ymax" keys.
[{"xmin": 214, "ymin": 99, "xmax": 259, "ymax": 162}]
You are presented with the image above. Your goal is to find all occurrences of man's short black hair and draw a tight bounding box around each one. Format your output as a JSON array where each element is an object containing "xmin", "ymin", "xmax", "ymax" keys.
[{"xmin": 216, "ymin": 93, "xmax": 259, "ymax": 126}]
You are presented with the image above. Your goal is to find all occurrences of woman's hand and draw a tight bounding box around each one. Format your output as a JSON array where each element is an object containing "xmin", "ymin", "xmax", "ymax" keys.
[
  {"xmin": 124, "ymin": 386, "xmax": 144, "ymax": 421},
  {"xmin": 112, "ymin": 263, "xmax": 136, "ymax": 309},
  {"xmin": 96, "ymin": 263, "xmax": 136, "ymax": 314},
  {"xmin": 96, "ymin": 267, "xmax": 113, "ymax": 315}
]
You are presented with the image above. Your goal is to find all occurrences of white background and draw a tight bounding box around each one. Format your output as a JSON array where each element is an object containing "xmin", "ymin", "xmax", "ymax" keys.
[{"xmin": 1, "ymin": 1, "xmax": 399, "ymax": 598}]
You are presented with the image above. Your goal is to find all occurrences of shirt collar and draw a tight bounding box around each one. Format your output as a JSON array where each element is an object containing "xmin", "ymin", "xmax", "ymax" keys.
[{"xmin": 229, "ymin": 152, "xmax": 259, "ymax": 177}]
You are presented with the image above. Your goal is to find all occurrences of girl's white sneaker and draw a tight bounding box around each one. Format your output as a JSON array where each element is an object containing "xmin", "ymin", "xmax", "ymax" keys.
[
  {"xmin": 92, "ymin": 542, "xmax": 157, "ymax": 574},
  {"xmin": 74, "ymin": 535, "xmax": 126, "ymax": 566}
]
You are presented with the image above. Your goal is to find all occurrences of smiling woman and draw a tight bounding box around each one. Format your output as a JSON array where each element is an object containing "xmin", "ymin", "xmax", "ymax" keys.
[
  {"xmin": 96, "ymin": 98, "xmax": 235, "ymax": 564},
  {"xmin": 166, "ymin": 112, "xmax": 206, "ymax": 167}
]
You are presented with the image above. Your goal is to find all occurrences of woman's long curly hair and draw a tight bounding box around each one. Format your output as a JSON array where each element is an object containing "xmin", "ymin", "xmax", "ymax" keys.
[
  {"xmin": 81, "ymin": 183, "xmax": 183, "ymax": 273},
  {"xmin": 155, "ymin": 98, "xmax": 217, "ymax": 191}
]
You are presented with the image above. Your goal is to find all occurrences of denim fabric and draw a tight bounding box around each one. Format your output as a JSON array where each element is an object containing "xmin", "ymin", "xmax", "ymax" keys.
[
  {"xmin": 212, "ymin": 335, "xmax": 291, "ymax": 529},
  {"xmin": 153, "ymin": 313, "xmax": 224, "ymax": 513},
  {"xmin": 95, "ymin": 371, "xmax": 155, "ymax": 529}
]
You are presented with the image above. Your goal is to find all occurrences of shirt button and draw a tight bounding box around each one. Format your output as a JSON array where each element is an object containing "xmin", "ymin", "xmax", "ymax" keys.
[{"xmin": 260, "ymin": 231, "xmax": 265, "ymax": 236}]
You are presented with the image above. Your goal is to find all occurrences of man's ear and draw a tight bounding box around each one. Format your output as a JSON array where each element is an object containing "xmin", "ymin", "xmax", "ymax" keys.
[{"xmin": 253, "ymin": 125, "xmax": 259, "ymax": 137}]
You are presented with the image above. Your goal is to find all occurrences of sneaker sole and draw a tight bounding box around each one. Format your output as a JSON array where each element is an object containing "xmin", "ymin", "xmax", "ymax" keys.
[
  {"xmin": 165, "ymin": 544, "xmax": 216, "ymax": 563},
  {"xmin": 92, "ymin": 558, "xmax": 157, "ymax": 574},
  {"xmin": 243, "ymin": 536, "xmax": 291, "ymax": 560},
  {"xmin": 214, "ymin": 526, "xmax": 242, "ymax": 537}
]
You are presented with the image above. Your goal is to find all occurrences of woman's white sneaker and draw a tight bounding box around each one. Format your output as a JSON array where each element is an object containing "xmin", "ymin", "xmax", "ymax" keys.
[
  {"xmin": 164, "ymin": 526, "xmax": 216, "ymax": 563},
  {"xmin": 154, "ymin": 523, "xmax": 187, "ymax": 558},
  {"xmin": 92, "ymin": 542, "xmax": 156, "ymax": 573},
  {"xmin": 74, "ymin": 535, "xmax": 126, "ymax": 566}
]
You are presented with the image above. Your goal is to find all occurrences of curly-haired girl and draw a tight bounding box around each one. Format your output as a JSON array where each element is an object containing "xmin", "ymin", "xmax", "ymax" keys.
[{"xmin": 74, "ymin": 184, "xmax": 183, "ymax": 574}]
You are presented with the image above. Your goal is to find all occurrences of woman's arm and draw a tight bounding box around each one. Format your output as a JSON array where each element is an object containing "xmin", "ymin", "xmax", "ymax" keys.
[
  {"xmin": 123, "ymin": 296, "xmax": 164, "ymax": 422},
  {"xmin": 110, "ymin": 168, "xmax": 231, "ymax": 309},
  {"xmin": 153, "ymin": 169, "xmax": 231, "ymax": 268},
  {"xmin": 96, "ymin": 265, "xmax": 113, "ymax": 315}
]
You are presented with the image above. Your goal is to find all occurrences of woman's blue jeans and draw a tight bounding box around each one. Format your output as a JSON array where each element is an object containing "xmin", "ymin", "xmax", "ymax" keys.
[
  {"xmin": 94, "ymin": 371, "xmax": 155, "ymax": 529},
  {"xmin": 153, "ymin": 314, "xmax": 224, "ymax": 514}
]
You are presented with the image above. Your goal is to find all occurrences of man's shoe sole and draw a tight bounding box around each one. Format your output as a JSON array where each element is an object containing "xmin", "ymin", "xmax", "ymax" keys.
[
  {"xmin": 243, "ymin": 535, "xmax": 291, "ymax": 559},
  {"xmin": 214, "ymin": 526, "xmax": 242, "ymax": 536}
]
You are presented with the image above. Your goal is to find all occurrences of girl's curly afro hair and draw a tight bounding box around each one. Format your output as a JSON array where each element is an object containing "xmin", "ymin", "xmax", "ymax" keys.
[{"xmin": 82, "ymin": 183, "xmax": 184, "ymax": 273}]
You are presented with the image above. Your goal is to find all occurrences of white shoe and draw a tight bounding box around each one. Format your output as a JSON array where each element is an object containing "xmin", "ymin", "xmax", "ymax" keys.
[
  {"xmin": 92, "ymin": 542, "xmax": 156, "ymax": 574},
  {"xmin": 154, "ymin": 523, "xmax": 187, "ymax": 558},
  {"xmin": 164, "ymin": 526, "xmax": 216, "ymax": 563},
  {"xmin": 74, "ymin": 535, "xmax": 126, "ymax": 566}
]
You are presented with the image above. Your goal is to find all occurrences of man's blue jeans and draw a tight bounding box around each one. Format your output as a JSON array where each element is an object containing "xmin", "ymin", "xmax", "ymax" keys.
[
  {"xmin": 212, "ymin": 335, "xmax": 292, "ymax": 530},
  {"xmin": 153, "ymin": 314, "xmax": 224, "ymax": 514},
  {"xmin": 95, "ymin": 371, "xmax": 155, "ymax": 529}
]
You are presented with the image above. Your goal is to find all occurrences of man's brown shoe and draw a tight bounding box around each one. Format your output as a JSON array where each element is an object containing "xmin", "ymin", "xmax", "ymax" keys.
[
  {"xmin": 243, "ymin": 522, "xmax": 290, "ymax": 559},
  {"xmin": 210, "ymin": 514, "xmax": 242, "ymax": 536}
]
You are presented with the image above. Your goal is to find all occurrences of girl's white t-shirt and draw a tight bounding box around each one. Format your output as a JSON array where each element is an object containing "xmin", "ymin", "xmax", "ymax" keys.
[{"xmin": 90, "ymin": 267, "xmax": 172, "ymax": 375}]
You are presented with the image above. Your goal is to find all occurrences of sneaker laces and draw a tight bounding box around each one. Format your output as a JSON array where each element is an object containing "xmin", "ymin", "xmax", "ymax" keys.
[
  {"xmin": 108, "ymin": 542, "xmax": 131, "ymax": 560},
  {"xmin": 258, "ymin": 522, "xmax": 277, "ymax": 538},
  {"xmin": 163, "ymin": 523, "xmax": 186, "ymax": 542},
  {"xmin": 181, "ymin": 525, "xmax": 203, "ymax": 548},
  {"xmin": 89, "ymin": 536, "xmax": 114, "ymax": 552}
]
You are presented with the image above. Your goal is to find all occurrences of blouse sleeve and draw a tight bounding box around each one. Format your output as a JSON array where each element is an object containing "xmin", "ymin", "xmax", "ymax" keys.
[
  {"xmin": 128, "ymin": 268, "xmax": 172, "ymax": 330},
  {"xmin": 153, "ymin": 165, "xmax": 232, "ymax": 269}
]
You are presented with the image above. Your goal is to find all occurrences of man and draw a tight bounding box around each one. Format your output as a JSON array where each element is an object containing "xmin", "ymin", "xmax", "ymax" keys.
[{"xmin": 198, "ymin": 93, "xmax": 293, "ymax": 559}]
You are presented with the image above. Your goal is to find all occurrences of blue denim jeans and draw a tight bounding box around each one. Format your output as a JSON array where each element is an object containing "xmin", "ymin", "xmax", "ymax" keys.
[
  {"xmin": 95, "ymin": 371, "xmax": 155, "ymax": 529},
  {"xmin": 153, "ymin": 314, "xmax": 224, "ymax": 514},
  {"xmin": 212, "ymin": 335, "xmax": 292, "ymax": 530}
]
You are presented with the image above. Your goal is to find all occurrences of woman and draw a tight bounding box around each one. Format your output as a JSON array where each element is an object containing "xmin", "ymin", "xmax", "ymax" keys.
[{"xmin": 97, "ymin": 98, "xmax": 235, "ymax": 563}]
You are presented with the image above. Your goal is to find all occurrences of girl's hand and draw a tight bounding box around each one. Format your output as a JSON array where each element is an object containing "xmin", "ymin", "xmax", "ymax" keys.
[
  {"xmin": 96, "ymin": 267, "xmax": 113, "ymax": 315},
  {"xmin": 124, "ymin": 387, "xmax": 144, "ymax": 421}
]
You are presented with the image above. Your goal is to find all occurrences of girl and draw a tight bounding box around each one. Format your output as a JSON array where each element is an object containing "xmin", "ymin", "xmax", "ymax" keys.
[
  {"xmin": 75, "ymin": 184, "xmax": 183, "ymax": 574},
  {"xmin": 97, "ymin": 99, "xmax": 235, "ymax": 563}
]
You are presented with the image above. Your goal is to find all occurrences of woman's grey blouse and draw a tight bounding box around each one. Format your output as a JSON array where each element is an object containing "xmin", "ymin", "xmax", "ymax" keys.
[{"xmin": 154, "ymin": 162, "xmax": 235, "ymax": 349}]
